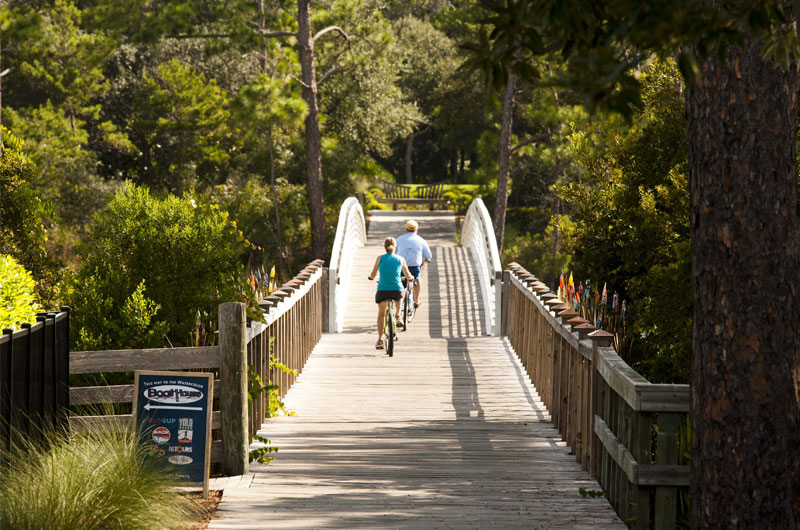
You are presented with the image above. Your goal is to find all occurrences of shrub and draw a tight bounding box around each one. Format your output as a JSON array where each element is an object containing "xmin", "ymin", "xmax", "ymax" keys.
[
  {"xmin": 442, "ymin": 187, "xmax": 474, "ymax": 214},
  {"xmin": 0, "ymin": 427, "xmax": 199, "ymax": 530},
  {"xmin": 0, "ymin": 129, "xmax": 63, "ymax": 307},
  {"xmin": 0, "ymin": 254, "xmax": 41, "ymax": 330},
  {"xmin": 71, "ymin": 182, "xmax": 246, "ymax": 350},
  {"xmin": 363, "ymin": 187, "xmax": 390, "ymax": 211}
]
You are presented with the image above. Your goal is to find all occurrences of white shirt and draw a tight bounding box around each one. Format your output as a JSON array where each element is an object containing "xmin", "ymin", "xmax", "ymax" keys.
[{"xmin": 395, "ymin": 232, "xmax": 432, "ymax": 267}]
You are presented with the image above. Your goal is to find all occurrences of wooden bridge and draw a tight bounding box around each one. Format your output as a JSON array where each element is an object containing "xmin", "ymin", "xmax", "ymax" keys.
[
  {"xmin": 208, "ymin": 206, "xmax": 628, "ymax": 529},
  {"xmin": 50, "ymin": 197, "xmax": 687, "ymax": 529}
]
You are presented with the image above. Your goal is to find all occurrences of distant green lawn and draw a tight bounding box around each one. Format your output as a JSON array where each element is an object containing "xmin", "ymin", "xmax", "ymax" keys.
[{"xmin": 401, "ymin": 183, "xmax": 480, "ymax": 192}]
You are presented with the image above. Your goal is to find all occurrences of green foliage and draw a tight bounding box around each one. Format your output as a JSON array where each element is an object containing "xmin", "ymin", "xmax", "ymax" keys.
[
  {"xmin": 6, "ymin": 103, "xmax": 122, "ymax": 233},
  {"xmin": 133, "ymin": 59, "xmax": 233, "ymax": 193},
  {"xmin": 465, "ymin": 0, "xmax": 798, "ymax": 117},
  {"xmin": 73, "ymin": 279, "xmax": 170, "ymax": 352},
  {"xmin": 441, "ymin": 187, "xmax": 474, "ymax": 214},
  {"xmin": 502, "ymin": 213, "xmax": 575, "ymax": 287},
  {"xmin": 0, "ymin": 254, "xmax": 41, "ymax": 330},
  {"xmin": 0, "ymin": 132, "xmax": 48, "ymax": 268},
  {"xmin": 71, "ymin": 183, "xmax": 246, "ymax": 350},
  {"xmin": 15, "ymin": 0, "xmax": 114, "ymax": 118},
  {"xmin": 559, "ymin": 60, "xmax": 690, "ymax": 383},
  {"xmin": 246, "ymin": 346, "xmax": 296, "ymax": 464},
  {"xmin": 0, "ymin": 427, "xmax": 199, "ymax": 530},
  {"xmin": 0, "ymin": 130, "xmax": 63, "ymax": 306},
  {"xmin": 212, "ymin": 180, "xmax": 310, "ymax": 276},
  {"xmin": 363, "ymin": 187, "xmax": 390, "ymax": 211}
]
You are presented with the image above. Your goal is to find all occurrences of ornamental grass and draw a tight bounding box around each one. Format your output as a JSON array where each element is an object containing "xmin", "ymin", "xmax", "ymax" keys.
[{"xmin": 0, "ymin": 426, "xmax": 199, "ymax": 529}]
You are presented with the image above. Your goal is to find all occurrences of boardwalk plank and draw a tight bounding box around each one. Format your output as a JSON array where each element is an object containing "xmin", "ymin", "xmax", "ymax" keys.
[{"xmin": 209, "ymin": 211, "xmax": 624, "ymax": 529}]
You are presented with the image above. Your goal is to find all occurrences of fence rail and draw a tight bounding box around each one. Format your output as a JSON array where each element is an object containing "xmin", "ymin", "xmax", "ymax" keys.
[
  {"xmin": 70, "ymin": 260, "xmax": 326, "ymax": 476},
  {"xmin": 503, "ymin": 263, "xmax": 689, "ymax": 529},
  {"xmin": 0, "ymin": 309, "xmax": 70, "ymax": 451},
  {"xmin": 328, "ymin": 197, "xmax": 367, "ymax": 333},
  {"xmin": 461, "ymin": 198, "xmax": 502, "ymax": 335}
]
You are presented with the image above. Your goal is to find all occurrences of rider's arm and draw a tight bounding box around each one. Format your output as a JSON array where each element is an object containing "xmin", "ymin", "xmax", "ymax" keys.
[
  {"xmin": 422, "ymin": 242, "xmax": 432, "ymax": 265},
  {"xmin": 401, "ymin": 258, "xmax": 414, "ymax": 283},
  {"xmin": 368, "ymin": 256, "xmax": 380, "ymax": 281}
]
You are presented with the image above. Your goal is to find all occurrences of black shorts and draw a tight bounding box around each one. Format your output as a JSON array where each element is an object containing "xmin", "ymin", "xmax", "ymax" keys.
[{"xmin": 375, "ymin": 290, "xmax": 403, "ymax": 303}]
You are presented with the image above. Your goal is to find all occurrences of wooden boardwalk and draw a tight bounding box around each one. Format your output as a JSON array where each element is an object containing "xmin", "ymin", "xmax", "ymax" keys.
[{"xmin": 209, "ymin": 211, "xmax": 624, "ymax": 529}]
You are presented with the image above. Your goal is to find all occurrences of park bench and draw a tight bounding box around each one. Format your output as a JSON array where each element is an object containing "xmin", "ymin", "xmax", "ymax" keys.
[{"xmin": 376, "ymin": 179, "xmax": 449, "ymax": 210}]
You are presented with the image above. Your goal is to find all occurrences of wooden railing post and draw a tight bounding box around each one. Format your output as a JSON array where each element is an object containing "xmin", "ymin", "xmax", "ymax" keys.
[
  {"xmin": 589, "ymin": 330, "xmax": 613, "ymax": 479},
  {"xmin": 634, "ymin": 411, "xmax": 653, "ymax": 529},
  {"xmin": 219, "ymin": 302, "xmax": 248, "ymax": 476},
  {"xmin": 322, "ymin": 267, "xmax": 329, "ymax": 333},
  {"xmin": 655, "ymin": 413, "xmax": 679, "ymax": 529}
]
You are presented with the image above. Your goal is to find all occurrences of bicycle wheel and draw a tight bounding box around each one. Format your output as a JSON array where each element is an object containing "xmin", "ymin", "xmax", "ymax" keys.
[
  {"xmin": 385, "ymin": 310, "xmax": 394, "ymax": 357},
  {"xmin": 407, "ymin": 285, "xmax": 416, "ymax": 323},
  {"xmin": 402, "ymin": 290, "xmax": 410, "ymax": 330}
]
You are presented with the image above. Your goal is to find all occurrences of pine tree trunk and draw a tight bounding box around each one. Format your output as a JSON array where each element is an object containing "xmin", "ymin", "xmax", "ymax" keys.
[
  {"xmin": 457, "ymin": 150, "xmax": 464, "ymax": 184},
  {"xmin": 405, "ymin": 132, "xmax": 414, "ymax": 184},
  {"xmin": 493, "ymin": 69, "xmax": 516, "ymax": 252},
  {"xmin": 686, "ymin": 36, "xmax": 800, "ymax": 527},
  {"xmin": 297, "ymin": 0, "xmax": 326, "ymax": 261}
]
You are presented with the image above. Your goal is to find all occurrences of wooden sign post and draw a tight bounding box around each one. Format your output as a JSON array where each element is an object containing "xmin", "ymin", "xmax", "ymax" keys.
[{"xmin": 132, "ymin": 370, "xmax": 214, "ymax": 498}]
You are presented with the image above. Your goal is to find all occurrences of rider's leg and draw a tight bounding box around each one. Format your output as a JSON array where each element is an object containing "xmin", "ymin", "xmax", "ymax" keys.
[
  {"xmin": 377, "ymin": 300, "xmax": 388, "ymax": 340},
  {"xmin": 413, "ymin": 277, "xmax": 422, "ymax": 305}
]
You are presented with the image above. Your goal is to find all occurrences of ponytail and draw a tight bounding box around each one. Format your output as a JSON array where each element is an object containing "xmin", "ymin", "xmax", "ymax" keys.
[{"xmin": 384, "ymin": 237, "xmax": 396, "ymax": 253}]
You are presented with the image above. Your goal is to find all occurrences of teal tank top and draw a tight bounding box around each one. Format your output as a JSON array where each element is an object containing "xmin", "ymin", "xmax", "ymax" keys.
[{"xmin": 377, "ymin": 253, "xmax": 403, "ymax": 291}]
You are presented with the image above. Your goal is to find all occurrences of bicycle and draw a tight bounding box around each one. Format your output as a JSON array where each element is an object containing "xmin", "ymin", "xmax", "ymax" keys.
[
  {"xmin": 383, "ymin": 303, "xmax": 396, "ymax": 357},
  {"xmin": 401, "ymin": 278, "xmax": 416, "ymax": 331}
]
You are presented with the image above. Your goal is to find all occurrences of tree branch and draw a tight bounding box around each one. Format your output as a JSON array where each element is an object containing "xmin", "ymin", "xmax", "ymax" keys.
[
  {"xmin": 317, "ymin": 45, "xmax": 354, "ymax": 85},
  {"xmin": 291, "ymin": 75, "xmax": 311, "ymax": 89},
  {"xmin": 510, "ymin": 132, "xmax": 549, "ymax": 154},
  {"xmin": 312, "ymin": 26, "xmax": 350, "ymax": 44},
  {"xmin": 318, "ymin": 61, "xmax": 347, "ymax": 85},
  {"xmin": 410, "ymin": 122, "xmax": 433, "ymax": 138},
  {"xmin": 315, "ymin": 27, "xmax": 355, "ymax": 86},
  {"xmin": 168, "ymin": 33, "xmax": 233, "ymax": 39},
  {"xmin": 259, "ymin": 30, "xmax": 297, "ymax": 39}
]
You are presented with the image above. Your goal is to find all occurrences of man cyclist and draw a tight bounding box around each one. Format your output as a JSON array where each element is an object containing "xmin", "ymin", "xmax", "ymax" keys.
[{"xmin": 394, "ymin": 219, "xmax": 432, "ymax": 325}]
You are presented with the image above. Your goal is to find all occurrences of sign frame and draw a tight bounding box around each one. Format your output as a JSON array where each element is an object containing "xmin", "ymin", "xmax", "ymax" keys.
[{"xmin": 132, "ymin": 370, "xmax": 214, "ymax": 498}]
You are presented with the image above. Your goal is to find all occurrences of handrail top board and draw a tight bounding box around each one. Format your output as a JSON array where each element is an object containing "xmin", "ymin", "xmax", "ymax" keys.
[{"xmin": 71, "ymin": 345, "xmax": 220, "ymax": 374}]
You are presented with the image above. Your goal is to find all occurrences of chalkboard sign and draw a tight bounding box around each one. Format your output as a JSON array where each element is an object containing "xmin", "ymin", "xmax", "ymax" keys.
[{"xmin": 132, "ymin": 371, "xmax": 213, "ymax": 498}]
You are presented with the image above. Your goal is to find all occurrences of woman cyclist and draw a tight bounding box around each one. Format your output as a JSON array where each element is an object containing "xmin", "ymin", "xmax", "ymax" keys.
[{"xmin": 368, "ymin": 237, "xmax": 414, "ymax": 350}]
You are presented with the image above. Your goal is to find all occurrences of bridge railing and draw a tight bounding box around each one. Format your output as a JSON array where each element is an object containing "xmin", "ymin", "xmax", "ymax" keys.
[
  {"xmin": 461, "ymin": 198, "xmax": 502, "ymax": 335},
  {"xmin": 504, "ymin": 263, "xmax": 689, "ymax": 529},
  {"xmin": 70, "ymin": 260, "xmax": 325, "ymax": 476},
  {"xmin": 328, "ymin": 197, "xmax": 367, "ymax": 333}
]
